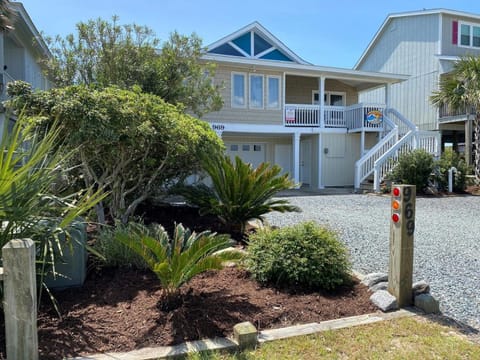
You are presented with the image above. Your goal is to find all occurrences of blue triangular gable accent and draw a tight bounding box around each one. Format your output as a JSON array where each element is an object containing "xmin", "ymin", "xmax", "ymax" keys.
[
  {"xmin": 254, "ymin": 33, "xmax": 272, "ymax": 55},
  {"xmin": 232, "ymin": 32, "xmax": 251, "ymax": 54},
  {"xmin": 207, "ymin": 23, "xmax": 303, "ymax": 63},
  {"xmin": 260, "ymin": 49, "xmax": 292, "ymax": 62},
  {"xmin": 210, "ymin": 43, "xmax": 244, "ymax": 57}
]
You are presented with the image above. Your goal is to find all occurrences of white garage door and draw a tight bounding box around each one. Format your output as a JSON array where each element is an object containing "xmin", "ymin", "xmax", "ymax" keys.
[{"xmin": 225, "ymin": 143, "xmax": 266, "ymax": 168}]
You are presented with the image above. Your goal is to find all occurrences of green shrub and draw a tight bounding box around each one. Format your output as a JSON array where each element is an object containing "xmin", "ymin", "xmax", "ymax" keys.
[
  {"xmin": 94, "ymin": 222, "xmax": 153, "ymax": 269},
  {"xmin": 389, "ymin": 149, "xmax": 434, "ymax": 193},
  {"xmin": 435, "ymin": 148, "xmax": 468, "ymax": 192},
  {"xmin": 116, "ymin": 222, "xmax": 244, "ymax": 309},
  {"xmin": 246, "ymin": 222, "xmax": 352, "ymax": 291},
  {"xmin": 174, "ymin": 155, "xmax": 300, "ymax": 239}
]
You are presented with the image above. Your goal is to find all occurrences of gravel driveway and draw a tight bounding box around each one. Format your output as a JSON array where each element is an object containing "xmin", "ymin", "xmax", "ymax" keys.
[{"xmin": 265, "ymin": 192, "xmax": 480, "ymax": 330}]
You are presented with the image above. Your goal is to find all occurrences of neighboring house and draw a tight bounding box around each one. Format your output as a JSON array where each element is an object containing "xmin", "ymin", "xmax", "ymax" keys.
[
  {"xmin": 355, "ymin": 8, "xmax": 480, "ymax": 162},
  {"xmin": 202, "ymin": 22, "xmax": 439, "ymax": 191},
  {"xmin": 0, "ymin": 2, "xmax": 51, "ymax": 133}
]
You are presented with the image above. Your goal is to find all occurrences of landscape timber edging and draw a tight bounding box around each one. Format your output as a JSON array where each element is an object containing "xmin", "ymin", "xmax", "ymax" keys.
[{"xmin": 70, "ymin": 309, "xmax": 417, "ymax": 360}]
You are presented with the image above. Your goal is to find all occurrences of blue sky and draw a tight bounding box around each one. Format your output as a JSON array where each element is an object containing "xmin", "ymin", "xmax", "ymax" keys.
[{"xmin": 19, "ymin": 0, "xmax": 480, "ymax": 68}]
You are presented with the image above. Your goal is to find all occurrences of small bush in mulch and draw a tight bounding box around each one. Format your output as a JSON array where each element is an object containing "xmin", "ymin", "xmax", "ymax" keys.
[{"xmin": 247, "ymin": 222, "xmax": 352, "ymax": 291}]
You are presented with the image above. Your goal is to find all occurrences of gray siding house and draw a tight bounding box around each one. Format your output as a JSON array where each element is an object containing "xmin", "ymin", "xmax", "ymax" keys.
[{"xmin": 355, "ymin": 9, "xmax": 480, "ymax": 158}]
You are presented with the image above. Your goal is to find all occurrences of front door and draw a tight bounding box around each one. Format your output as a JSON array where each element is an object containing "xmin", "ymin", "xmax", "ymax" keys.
[{"xmin": 300, "ymin": 139, "xmax": 311, "ymax": 185}]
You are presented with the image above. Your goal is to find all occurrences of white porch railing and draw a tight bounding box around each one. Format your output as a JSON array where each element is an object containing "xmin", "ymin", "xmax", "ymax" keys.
[
  {"xmin": 372, "ymin": 130, "xmax": 416, "ymax": 192},
  {"xmin": 354, "ymin": 126, "xmax": 399, "ymax": 189},
  {"xmin": 383, "ymin": 108, "xmax": 416, "ymax": 136},
  {"xmin": 345, "ymin": 103, "xmax": 386, "ymax": 130},
  {"xmin": 284, "ymin": 103, "xmax": 385, "ymax": 129},
  {"xmin": 417, "ymin": 131, "xmax": 441, "ymax": 157},
  {"xmin": 324, "ymin": 105, "xmax": 346, "ymax": 127},
  {"xmin": 285, "ymin": 104, "xmax": 320, "ymax": 126},
  {"xmin": 372, "ymin": 129, "xmax": 443, "ymax": 191}
]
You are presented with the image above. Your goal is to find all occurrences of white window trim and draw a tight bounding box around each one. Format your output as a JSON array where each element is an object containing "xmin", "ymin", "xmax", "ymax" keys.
[
  {"xmin": 266, "ymin": 75, "xmax": 281, "ymax": 110},
  {"xmin": 458, "ymin": 21, "xmax": 480, "ymax": 49},
  {"xmin": 312, "ymin": 90, "xmax": 346, "ymax": 106},
  {"xmin": 249, "ymin": 74, "xmax": 264, "ymax": 109},
  {"xmin": 231, "ymin": 72, "xmax": 247, "ymax": 108}
]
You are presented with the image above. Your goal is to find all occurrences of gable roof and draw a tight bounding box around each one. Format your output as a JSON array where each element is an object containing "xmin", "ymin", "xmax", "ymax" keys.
[
  {"xmin": 206, "ymin": 21, "xmax": 309, "ymax": 65},
  {"xmin": 354, "ymin": 8, "xmax": 480, "ymax": 69}
]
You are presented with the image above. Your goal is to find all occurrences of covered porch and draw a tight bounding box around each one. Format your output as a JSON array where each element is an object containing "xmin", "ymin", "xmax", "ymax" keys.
[{"xmin": 282, "ymin": 73, "xmax": 393, "ymax": 132}]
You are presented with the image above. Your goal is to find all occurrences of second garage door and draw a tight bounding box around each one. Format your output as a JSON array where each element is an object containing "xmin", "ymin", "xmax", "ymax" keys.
[{"xmin": 225, "ymin": 143, "xmax": 266, "ymax": 168}]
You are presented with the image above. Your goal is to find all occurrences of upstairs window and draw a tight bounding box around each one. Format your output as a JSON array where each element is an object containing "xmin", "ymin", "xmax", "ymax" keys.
[
  {"xmin": 232, "ymin": 73, "xmax": 246, "ymax": 108},
  {"xmin": 249, "ymin": 74, "xmax": 264, "ymax": 109},
  {"xmin": 459, "ymin": 22, "xmax": 480, "ymax": 48},
  {"xmin": 267, "ymin": 76, "xmax": 280, "ymax": 109}
]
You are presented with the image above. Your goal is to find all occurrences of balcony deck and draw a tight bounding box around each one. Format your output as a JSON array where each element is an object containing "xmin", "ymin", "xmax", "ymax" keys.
[{"xmin": 284, "ymin": 103, "xmax": 386, "ymax": 132}]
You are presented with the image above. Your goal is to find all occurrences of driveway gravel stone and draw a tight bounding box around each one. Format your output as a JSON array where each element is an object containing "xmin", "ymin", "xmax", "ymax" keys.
[{"xmin": 265, "ymin": 192, "xmax": 480, "ymax": 330}]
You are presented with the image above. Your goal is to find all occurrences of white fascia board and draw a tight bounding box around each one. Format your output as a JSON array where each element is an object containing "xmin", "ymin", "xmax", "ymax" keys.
[
  {"xmin": 202, "ymin": 54, "xmax": 409, "ymax": 85},
  {"xmin": 207, "ymin": 121, "xmax": 347, "ymax": 135}
]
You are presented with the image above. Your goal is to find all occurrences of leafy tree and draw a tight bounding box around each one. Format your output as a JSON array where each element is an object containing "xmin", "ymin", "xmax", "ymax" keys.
[
  {"xmin": 115, "ymin": 222, "xmax": 243, "ymax": 310},
  {"xmin": 174, "ymin": 155, "xmax": 300, "ymax": 239},
  {"xmin": 41, "ymin": 16, "xmax": 222, "ymax": 117},
  {"xmin": 6, "ymin": 81, "xmax": 224, "ymax": 224},
  {"xmin": 431, "ymin": 56, "xmax": 480, "ymax": 179}
]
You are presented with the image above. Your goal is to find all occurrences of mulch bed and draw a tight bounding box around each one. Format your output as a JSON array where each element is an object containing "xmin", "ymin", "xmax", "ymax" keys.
[
  {"xmin": 0, "ymin": 203, "xmax": 378, "ymax": 359},
  {"xmin": 34, "ymin": 266, "xmax": 376, "ymax": 359}
]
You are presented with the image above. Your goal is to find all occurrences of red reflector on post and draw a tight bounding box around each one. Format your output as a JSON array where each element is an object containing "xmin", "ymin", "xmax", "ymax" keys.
[
  {"xmin": 393, "ymin": 187, "xmax": 400, "ymax": 197},
  {"xmin": 392, "ymin": 213, "xmax": 400, "ymax": 223}
]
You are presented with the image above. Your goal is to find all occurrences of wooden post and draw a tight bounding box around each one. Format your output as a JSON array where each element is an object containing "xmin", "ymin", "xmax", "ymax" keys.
[
  {"xmin": 388, "ymin": 185, "xmax": 416, "ymax": 307},
  {"xmin": 3, "ymin": 239, "xmax": 38, "ymax": 360}
]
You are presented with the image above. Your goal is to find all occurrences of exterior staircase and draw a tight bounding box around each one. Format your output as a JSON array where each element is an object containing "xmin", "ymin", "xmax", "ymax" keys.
[{"xmin": 354, "ymin": 108, "xmax": 440, "ymax": 192}]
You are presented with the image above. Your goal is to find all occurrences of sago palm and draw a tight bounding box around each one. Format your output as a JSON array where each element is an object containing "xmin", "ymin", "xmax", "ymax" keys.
[
  {"xmin": 175, "ymin": 155, "xmax": 300, "ymax": 238},
  {"xmin": 115, "ymin": 222, "xmax": 243, "ymax": 309}
]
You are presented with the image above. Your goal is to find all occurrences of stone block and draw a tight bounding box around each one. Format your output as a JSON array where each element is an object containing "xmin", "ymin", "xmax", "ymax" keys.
[
  {"xmin": 412, "ymin": 280, "xmax": 430, "ymax": 296},
  {"xmin": 370, "ymin": 290, "xmax": 398, "ymax": 312},
  {"xmin": 233, "ymin": 322, "xmax": 257, "ymax": 349},
  {"xmin": 414, "ymin": 293, "xmax": 440, "ymax": 314},
  {"xmin": 361, "ymin": 272, "xmax": 388, "ymax": 288},
  {"xmin": 370, "ymin": 281, "xmax": 388, "ymax": 292}
]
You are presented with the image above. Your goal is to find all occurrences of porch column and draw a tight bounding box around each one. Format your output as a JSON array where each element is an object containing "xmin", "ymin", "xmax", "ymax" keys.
[
  {"xmin": 317, "ymin": 133, "xmax": 324, "ymax": 189},
  {"xmin": 360, "ymin": 130, "xmax": 365, "ymax": 156},
  {"xmin": 319, "ymin": 76, "xmax": 325, "ymax": 127},
  {"xmin": 293, "ymin": 132, "xmax": 301, "ymax": 187},
  {"xmin": 466, "ymin": 118, "xmax": 473, "ymax": 167},
  {"xmin": 385, "ymin": 83, "xmax": 392, "ymax": 108},
  {"xmin": 282, "ymin": 72, "xmax": 286, "ymax": 124}
]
